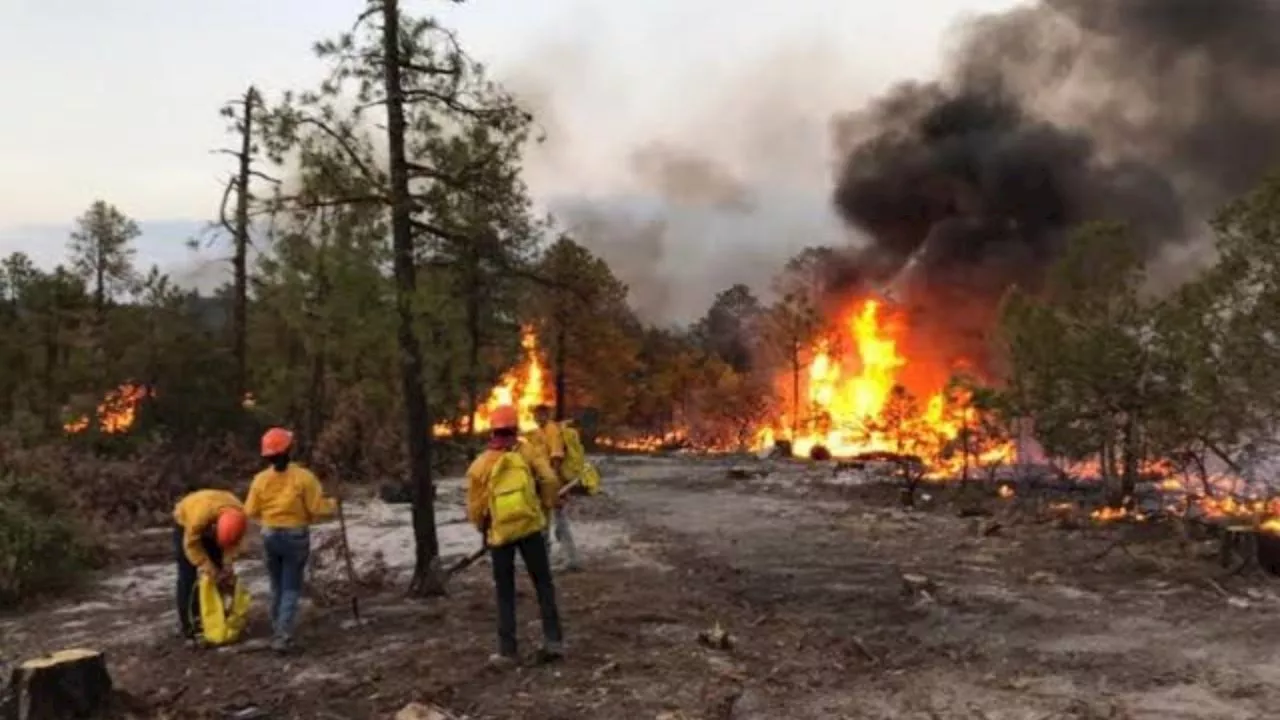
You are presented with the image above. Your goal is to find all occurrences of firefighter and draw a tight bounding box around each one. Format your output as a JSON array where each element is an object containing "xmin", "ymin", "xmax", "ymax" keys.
[
  {"xmin": 530, "ymin": 404, "xmax": 581, "ymax": 570},
  {"xmin": 467, "ymin": 405, "xmax": 565, "ymax": 668},
  {"xmin": 172, "ymin": 489, "xmax": 246, "ymax": 643}
]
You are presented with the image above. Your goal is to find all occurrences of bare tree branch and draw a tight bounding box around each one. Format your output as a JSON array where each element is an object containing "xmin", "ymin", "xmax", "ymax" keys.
[
  {"xmin": 249, "ymin": 169, "xmax": 283, "ymax": 185},
  {"xmin": 218, "ymin": 176, "xmax": 238, "ymax": 237}
]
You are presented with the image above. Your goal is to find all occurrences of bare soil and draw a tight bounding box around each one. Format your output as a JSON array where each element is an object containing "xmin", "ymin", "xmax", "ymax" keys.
[{"xmin": 5, "ymin": 455, "xmax": 1280, "ymax": 719}]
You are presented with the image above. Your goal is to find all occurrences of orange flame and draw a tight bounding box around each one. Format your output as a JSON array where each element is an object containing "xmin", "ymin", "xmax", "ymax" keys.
[
  {"xmin": 434, "ymin": 326, "xmax": 550, "ymax": 436},
  {"xmin": 63, "ymin": 383, "xmax": 150, "ymax": 434},
  {"xmin": 756, "ymin": 298, "xmax": 1014, "ymax": 474}
]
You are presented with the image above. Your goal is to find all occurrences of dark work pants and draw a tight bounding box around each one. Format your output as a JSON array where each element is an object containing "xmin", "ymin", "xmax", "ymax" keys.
[
  {"xmin": 173, "ymin": 524, "xmax": 224, "ymax": 637},
  {"xmin": 490, "ymin": 532, "xmax": 563, "ymax": 656}
]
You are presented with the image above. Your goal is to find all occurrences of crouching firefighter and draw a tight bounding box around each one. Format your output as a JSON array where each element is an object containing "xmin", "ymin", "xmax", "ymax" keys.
[
  {"xmin": 467, "ymin": 404, "xmax": 565, "ymax": 669},
  {"xmin": 172, "ymin": 489, "xmax": 247, "ymax": 643}
]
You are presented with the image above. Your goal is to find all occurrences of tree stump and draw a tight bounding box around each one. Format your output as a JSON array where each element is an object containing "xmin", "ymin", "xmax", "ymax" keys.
[
  {"xmin": 1257, "ymin": 532, "xmax": 1280, "ymax": 576},
  {"xmin": 1216, "ymin": 525, "xmax": 1280, "ymax": 576},
  {"xmin": 4, "ymin": 649, "xmax": 112, "ymax": 720}
]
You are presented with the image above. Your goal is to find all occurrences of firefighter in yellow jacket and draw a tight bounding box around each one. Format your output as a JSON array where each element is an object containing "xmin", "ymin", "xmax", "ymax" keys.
[
  {"xmin": 529, "ymin": 404, "xmax": 581, "ymax": 570},
  {"xmin": 172, "ymin": 489, "xmax": 246, "ymax": 642},
  {"xmin": 466, "ymin": 404, "xmax": 565, "ymax": 668},
  {"xmin": 245, "ymin": 427, "xmax": 337, "ymax": 653}
]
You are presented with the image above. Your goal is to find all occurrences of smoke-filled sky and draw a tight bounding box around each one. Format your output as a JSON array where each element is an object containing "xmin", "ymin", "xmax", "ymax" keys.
[
  {"xmin": 0, "ymin": 0, "xmax": 1019, "ymax": 315},
  {"xmin": 3, "ymin": 0, "xmax": 1276, "ymax": 329},
  {"xmin": 827, "ymin": 0, "xmax": 1280, "ymax": 377}
]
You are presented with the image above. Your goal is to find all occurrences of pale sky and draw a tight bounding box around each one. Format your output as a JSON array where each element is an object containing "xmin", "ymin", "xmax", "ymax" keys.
[{"xmin": 0, "ymin": 0, "xmax": 1022, "ymax": 297}]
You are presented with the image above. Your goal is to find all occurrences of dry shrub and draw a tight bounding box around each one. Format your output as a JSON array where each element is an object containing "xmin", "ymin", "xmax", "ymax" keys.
[
  {"xmin": 313, "ymin": 385, "xmax": 406, "ymax": 485},
  {"xmin": 307, "ymin": 529, "xmax": 391, "ymax": 607},
  {"xmin": 0, "ymin": 434, "xmax": 258, "ymax": 529}
]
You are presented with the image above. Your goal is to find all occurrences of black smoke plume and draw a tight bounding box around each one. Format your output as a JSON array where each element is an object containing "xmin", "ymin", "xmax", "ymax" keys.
[{"xmin": 828, "ymin": 0, "xmax": 1280, "ymax": 378}]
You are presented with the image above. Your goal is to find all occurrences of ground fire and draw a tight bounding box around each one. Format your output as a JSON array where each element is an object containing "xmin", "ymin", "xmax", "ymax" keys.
[{"xmin": 63, "ymin": 384, "xmax": 151, "ymax": 435}]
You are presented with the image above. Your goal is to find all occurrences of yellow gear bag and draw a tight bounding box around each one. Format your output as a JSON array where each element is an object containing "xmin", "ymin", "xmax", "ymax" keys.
[
  {"xmin": 487, "ymin": 451, "xmax": 546, "ymax": 547},
  {"xmin": 580, "ymin": 461, "xmax": 602, "ymax": 495},
  {"xmin": 194, "ymin": 574, "xmax": 251, "ymax": 646},
  {"xmin": 560, "ymin": 422, "xmax": 600, "ymax": 495}
]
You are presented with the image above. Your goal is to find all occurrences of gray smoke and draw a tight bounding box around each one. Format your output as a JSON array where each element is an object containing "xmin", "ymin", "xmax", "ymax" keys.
[
  {"xmin": 507, "ymin": 40, "xmax": 860, "ymax": 325},
  {"xmin": 829, "ymin": 0, "xmax": 1280, "ymax": 375}
]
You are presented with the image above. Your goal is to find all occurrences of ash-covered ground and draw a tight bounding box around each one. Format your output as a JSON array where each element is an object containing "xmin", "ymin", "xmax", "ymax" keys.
[{"xmin": 5, "ymin": 454, "xmax": 1280, "ymax": 719}]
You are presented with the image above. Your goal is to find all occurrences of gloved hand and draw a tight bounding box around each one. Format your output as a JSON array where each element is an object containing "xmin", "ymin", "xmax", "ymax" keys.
[{"xmin": 216, "ymin": 567, "xmax": 237, "ymax": 591}]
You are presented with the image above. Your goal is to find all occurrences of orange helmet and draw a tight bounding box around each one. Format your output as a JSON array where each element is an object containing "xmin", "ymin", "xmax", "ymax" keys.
[
  {"xmin": 490, "ymin": 405, "xmax": 519, "ymax": 431},
  {"xmin": 260, "ymin": 427, "xmax": 293, "ymax": 457},
  {"xmin": 215, "ymin": 507, "xmax": 247, "ymax": 549}
]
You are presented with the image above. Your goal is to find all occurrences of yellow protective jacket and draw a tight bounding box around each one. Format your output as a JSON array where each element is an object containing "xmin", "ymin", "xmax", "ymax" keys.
[
  {"xmin": 244, "ymin": 463, "xmax": 336, "ymax": 529},
  {"xmin": 525, "ymin": 421, "xmax": 566, "ymax": 464},
  {"xmin": 173, "ymin": 489, "xmax": 244, "ymax": 574},
  {"xmin": 466, "ymin": 438, "xmax": 559, "ymax": 536}
]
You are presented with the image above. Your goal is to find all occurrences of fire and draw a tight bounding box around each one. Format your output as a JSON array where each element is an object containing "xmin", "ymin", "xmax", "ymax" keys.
[
  {"xmin": 434, "ymin": 326, "xmax": 550, "ymax": 436},
  {"xmin": 756, "ymin": 298, "xmax": 1014, "ymax": 474},
  {"xmin": 63, "ymin": 383, "xmax": 150, "ymax": 434}
]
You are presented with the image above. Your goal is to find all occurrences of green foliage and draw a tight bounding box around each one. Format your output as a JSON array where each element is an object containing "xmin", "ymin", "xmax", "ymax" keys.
[
  {"xmin": 692, "ymin": 284, "xmax": 764, "ymax": 373},
  {"xmin": 527, "ymin": 235, "xmax": 639, "ymax": 426},
  {"xmin": 68, "ymin": 200, "xmax": 140, "ymax": 306},
  {"xmin": 990, "ymin": 176, "xmax": 1280, "ymax": 498},
  {"xmin": 0, "ymin": 475, "xmax": 96, "ymax": 608}
]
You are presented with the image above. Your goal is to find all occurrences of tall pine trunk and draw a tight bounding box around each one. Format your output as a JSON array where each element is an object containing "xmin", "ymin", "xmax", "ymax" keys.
[
  {"xmin": 554, "ymin": 313, "xmax": 568, "ymax": 422},
  {"xmin": 306, "ymin": 233, "xmax": 330, "ymax": 452},
  {"xmin": 464, "ymin": 242, "xmax": 481, "ymax": 448},
  {"xmin": 381, "ymin": 0, "xmax": 445, "ymax": 597},
  {"xmin": 231, "ymin": 87, "xmax": 256, "ymax": 400},
  {"xmin": 790, "ymin": 340, "xmax": 800, "ymax": 440}
]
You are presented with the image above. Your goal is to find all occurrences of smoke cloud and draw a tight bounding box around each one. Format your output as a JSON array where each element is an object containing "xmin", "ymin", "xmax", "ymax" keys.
[
  {"xmin": 830, "ymin": 0, "xmax": 1280, "ymax": 377},
  {"xmin": 506, "ymin": 40, "xmax": 865, "ymax": 325}
]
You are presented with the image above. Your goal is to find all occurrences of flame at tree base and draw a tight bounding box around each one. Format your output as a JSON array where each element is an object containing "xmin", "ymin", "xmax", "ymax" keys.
[{"xmin": 434, "ymin": 326, "xmax": 550, "ymax": 436}]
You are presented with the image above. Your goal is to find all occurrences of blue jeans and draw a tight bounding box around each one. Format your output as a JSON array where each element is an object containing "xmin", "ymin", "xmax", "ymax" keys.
[{"xmin": 263, "ymin": 527, "xmax": 310, "ymax": 640}]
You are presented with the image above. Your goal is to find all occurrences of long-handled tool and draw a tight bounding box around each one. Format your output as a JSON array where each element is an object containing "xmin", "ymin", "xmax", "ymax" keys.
[
  {"xmin": 334, "ymin": 497, "xmax": 361, "ymax": 621},
  {"xmin": 446, "ymin": 479, "xmax": 582, "ymax": 578}
]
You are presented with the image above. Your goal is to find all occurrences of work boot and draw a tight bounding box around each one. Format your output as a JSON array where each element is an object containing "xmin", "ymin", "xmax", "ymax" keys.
[
  {"xmin": 270, "ymin": 636, "xmax": 295, "ymax": 654},
  {"xmin": 534, "ymin": 641, "xmax": 564, "ymax": 664},
  {"xmin": 486, "ymin": 653, "xmax": 518, "ymax": 671}
]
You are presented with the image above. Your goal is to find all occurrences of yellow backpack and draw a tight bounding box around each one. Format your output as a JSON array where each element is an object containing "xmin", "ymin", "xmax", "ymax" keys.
[
  {"xmin": 487, "ymin": 449, "xmax": 546, "ymax": 546},
  {"xmin": 194, "ymin": 575, "xmax": 251, "ymax": 645},
  {"xmin": 560, "ymin": 423, "xmax": 601, "ymax": 495}
]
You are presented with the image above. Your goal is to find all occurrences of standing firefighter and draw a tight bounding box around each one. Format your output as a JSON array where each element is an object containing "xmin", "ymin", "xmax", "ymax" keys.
[
  {"xmin": 529, "ymin": 404, "xmax": 581, "ymax": 570},
  {"xmin": 172, "ymin": 489, "xmax": 247, "ymax": 643},
  {"xmin": 245, "ymin": 427, "xmax": 337, "ymax": 653},
  {"xmin": 467, "ymin": 404, "xmax": 565, "ymax": 668}
]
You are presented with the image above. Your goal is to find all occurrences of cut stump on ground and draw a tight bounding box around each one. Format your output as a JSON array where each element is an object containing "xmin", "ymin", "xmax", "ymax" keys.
[
  {"xmin": 3, "ymin": 648, "xmax": 112, "ymax": 720},
  {"xmin": 1218, "ymin": 525, "xmax": 1280, "ymax": 576}
]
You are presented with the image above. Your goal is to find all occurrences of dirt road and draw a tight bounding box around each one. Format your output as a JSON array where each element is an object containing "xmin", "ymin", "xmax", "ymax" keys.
[{"xmin": 4, "ymin": 455, "xmax": 1280, "ymax": 719}]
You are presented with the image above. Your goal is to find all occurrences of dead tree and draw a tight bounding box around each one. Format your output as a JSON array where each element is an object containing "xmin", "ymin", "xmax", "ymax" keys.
[{"xmin": 217, "ymin": 86, "xmax": 274, "ymax": 399}]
